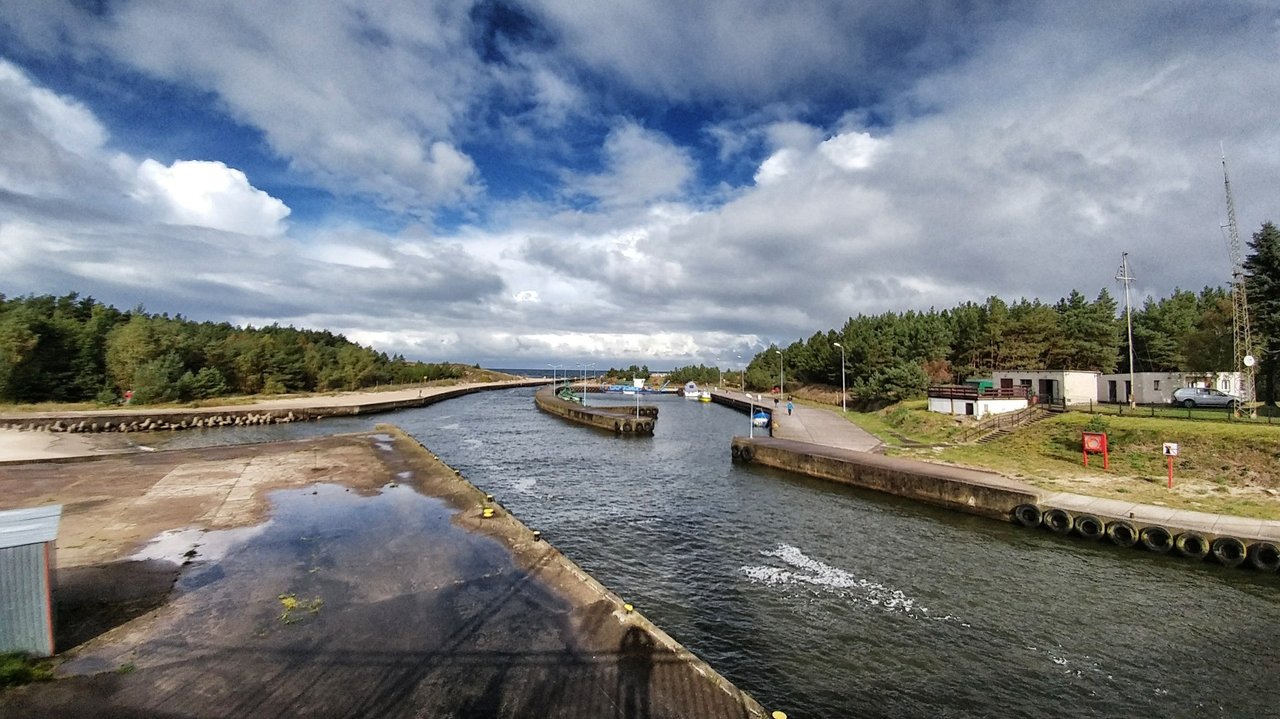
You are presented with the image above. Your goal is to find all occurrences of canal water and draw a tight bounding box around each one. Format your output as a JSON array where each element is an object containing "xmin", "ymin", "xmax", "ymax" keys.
[{"xmin": 131, "ymin": 387, "xmax": 1280, "ymax": 717}]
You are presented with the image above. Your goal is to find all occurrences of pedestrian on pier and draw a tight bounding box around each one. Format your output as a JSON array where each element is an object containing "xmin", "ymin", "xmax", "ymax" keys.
[{"xmin": 786, "ymin": 400, "xmax": 793, "ymax": 416}]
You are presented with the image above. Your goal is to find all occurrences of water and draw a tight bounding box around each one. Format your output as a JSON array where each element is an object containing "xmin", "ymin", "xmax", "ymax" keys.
[{"xmin": 129, "ymin": 388, "xmax": 1280, "ymax": 717}]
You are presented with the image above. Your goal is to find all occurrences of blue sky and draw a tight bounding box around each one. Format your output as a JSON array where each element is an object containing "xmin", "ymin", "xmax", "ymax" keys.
[{"xmin": 1, "ymin": 1, "xmax": 1279, "ymax": 369}]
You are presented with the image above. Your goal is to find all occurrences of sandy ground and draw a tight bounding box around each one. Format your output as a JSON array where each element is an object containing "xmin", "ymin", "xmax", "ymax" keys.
[
  {"xmin": 0, "ymin": 428, "xmax": 768, "ymax": 718},
  {"xmin": 0, "ymin": 427, "xmax": 113, "ymax": 462}
]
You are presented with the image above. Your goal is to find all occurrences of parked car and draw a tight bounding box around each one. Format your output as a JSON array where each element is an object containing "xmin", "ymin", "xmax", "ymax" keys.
[{"xmin": 1171, "ymin": 386, "xmax": 1239, "ymax": 409}]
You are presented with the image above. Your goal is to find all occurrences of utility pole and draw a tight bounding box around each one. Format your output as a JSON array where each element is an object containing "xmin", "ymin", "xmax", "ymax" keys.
[
  {"xmin": 1222, "ymin": 151, "xmax": 1256, "ymax": 417},
  {"xmin": 1115, "ymin": 253, "xmax": 1136, "ymax": 408}
]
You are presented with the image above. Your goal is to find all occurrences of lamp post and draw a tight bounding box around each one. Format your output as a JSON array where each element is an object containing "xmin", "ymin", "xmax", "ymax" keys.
[
  {"xmin": 775, "ymin": 348, "xmax": 784, "ymax": 398},
  {"xmin": 748, "ymin": 393, "xmax": 755, "ymax": 438},
  {"xmin": 832, "ymin": 342, "xmax": 846, "ymax": 413},
  {"xmin": 715, "ymin": 358, "xmax": 722, "ymax": 389},
  {"xmin": 585, "ymin": 363, "xmax": 595, "ymax": 406},
  {"xmin": 735, "ymin": 354, "xmax": 744, "ymax": 390}
]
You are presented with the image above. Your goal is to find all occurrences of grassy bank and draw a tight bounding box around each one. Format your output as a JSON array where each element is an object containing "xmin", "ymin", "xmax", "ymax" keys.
[{"xmin": 843, "ymin": 400, "xmax": 1280, "ymax": 520}]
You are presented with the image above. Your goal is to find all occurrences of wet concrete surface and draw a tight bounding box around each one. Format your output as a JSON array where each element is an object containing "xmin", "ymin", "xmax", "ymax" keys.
[{"xmin": 1, "ymin": 429, "xmax": 765, "ymax": 718}]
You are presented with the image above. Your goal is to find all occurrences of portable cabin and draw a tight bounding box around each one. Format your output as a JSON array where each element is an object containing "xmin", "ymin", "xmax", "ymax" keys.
[{"xmin": 0, "ymin": 505, "xmax": 62, "ymax": 657}]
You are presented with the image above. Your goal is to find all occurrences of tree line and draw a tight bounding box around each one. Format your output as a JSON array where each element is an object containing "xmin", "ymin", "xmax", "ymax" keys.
[
  {"xmin": 0, "ymin": 293, "xmax": 462, "ymax": 405},
  {"xmin": 743, "ymin": 222, "xmax": 1280, "ymax": 404}
]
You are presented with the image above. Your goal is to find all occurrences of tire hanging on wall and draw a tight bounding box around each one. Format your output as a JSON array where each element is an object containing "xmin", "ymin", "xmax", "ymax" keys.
[
  {"xmin": 1139, "ymin": 525, "xmax": 1174, "ymax": 554},
  {"xmin": 1106, "ymin": 521, "xmax": 1139, "ymax": 548},
  {"xmin": 1211, "ymin": 536, "xmax": 1247, "ymax": 567},
  {"xmin": 1174, "ymin": 532, "xmax": 1210, "ymax": 560},
  {"xmin": 1073, "ymin": 514, "xmax": 1105, "ymax": 540},
  {"xmin": 1012, "ymin": 504, "xmax": 1042, "ymax": 528},
  {"xmin": 1043, "ymin": 508, "xmax": 1073, "ymax": 535},
  {"xmin": 740, "ymin": 445, "xmax": 755, "ymax": 462},
  {"xmin": 622, "ymin": 421, "xmax": 633, "ymax": 433},
  {"xmin": 731, "ymin": 444, "xmax": 742, "ymax": 459},
  {"xmin": 1248, "ymin": 541, "xmax": 1280, "ymax": 572}
]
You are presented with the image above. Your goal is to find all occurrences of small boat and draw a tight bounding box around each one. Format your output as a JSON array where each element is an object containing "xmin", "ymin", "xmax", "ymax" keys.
[
  {"xmin": 682, "ymin": 381, "xmax": 701, "ymax": 399},
  {"xmin": 699, "ymin": 391, "xmax": 712, "ymax": 402},
  {"xmin": 752, "ymin": 411, "xmax": 770, "ymax": 427}
]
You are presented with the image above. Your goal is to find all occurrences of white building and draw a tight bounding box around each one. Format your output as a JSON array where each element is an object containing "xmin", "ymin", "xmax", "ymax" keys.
[
  {"xmin": 990, "ymin": 370, "xmax": 1101, "ymax": 405},
  {"xmin": 921, "ymin": 386, "xmax": 1029, "ymax": 419},
  {"xmin": 1098, "ymin": 371, "xmax": 1244, "ymax": 405}
]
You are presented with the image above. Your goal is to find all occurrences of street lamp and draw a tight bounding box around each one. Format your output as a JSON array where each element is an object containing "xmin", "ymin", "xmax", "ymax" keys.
[
  {"xmin": 832, "ymin": 342, "xmax": 846, "ymax": 413},
  {"xmin": 735, "ymin": 354, "xmax": 744, "ymax": 390},
  {"xmin": 775, "ymin": 349, "xmax": 784, "ymax": 398},
  {"xmin": 715, "ymin": 357, "xmax": 722, "ymax": 389}
]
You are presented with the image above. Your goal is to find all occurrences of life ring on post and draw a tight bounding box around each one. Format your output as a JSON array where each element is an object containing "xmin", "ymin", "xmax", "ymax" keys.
[
  {"xmin": 1012, "ymin": 504, "xmax": 1042, "ymax": 528},
  {"xmin": 1174, "ymin": 532, "xmax": 1210, "ymax": 560},
  {"xmin": 1211, "ymin": 536, "xmax": 1247, "ymax": 567},
  {"xmin": 1073, "ymin": 514, "xmax": 1105, "ymax": 540},
  {"xmin": 1042, "ymin": 508, "xmax": 1073, "ymax": 535},
  {"xmin": 1106, "ymin": 521, "xmax": 1139, "ymax": 548},
  {"xmin": 1139, "ymin": 526, "xmax": 1174, "ymax": 554},
  {"xmin": 1248, "ymin": 541, "xmax": 1280, "ymax": 572}
]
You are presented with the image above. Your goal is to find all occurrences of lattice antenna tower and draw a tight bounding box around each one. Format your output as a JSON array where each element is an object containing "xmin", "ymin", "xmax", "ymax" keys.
[{"xmin": 1221, "ymin": 151, "xmax": 1256, "ymax": 417}]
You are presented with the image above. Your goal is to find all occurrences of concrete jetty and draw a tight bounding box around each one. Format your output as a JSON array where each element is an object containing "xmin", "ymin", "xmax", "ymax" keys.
[
  {"xmin": 728, "ymin": 395, "xmax": 1280, "ymax": 572},
  {"xmin": 0, "ymin": 379, "xmax": 549, "ymax": 436},
  {"xmin": 0, "ymin": 429, "xmax": 770, "ymax": 717},
  {"xmin": 534, "ymin": 385, "xmax": 658, "ymax": 435}
]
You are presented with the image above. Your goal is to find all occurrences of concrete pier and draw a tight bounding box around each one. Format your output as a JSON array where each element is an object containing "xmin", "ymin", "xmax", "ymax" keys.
[
  {"xmin": 0, "ymin": 429, "xmax": 769, "ymax": 717},
  {"xmin": 534, "ymin": 385, "xmax": 658, "ymax": 435},
  {"xmin": 0, "ymin": 380, "xmax": 549, "ymax": 436}
]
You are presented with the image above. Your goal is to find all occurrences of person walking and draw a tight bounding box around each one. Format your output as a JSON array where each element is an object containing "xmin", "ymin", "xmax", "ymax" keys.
[{"xmin": 786, "ymin": 400, "xmax": 793, "ymax": 416}]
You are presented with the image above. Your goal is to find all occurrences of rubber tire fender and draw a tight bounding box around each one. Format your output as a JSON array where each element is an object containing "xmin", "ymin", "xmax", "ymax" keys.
[
  {"xmin": 1043, "ymin": 508, "xmax": 1073, "ymax": 535},
  {"xmin": 1211, "ymin": 536, "xmax": 1248, "ymax": 568},
  {"xmin": 731, "ymin": 444, "xmax": 742, "ymax": 459},
  {"xmin": 739, "ymin": 445, "xmax": 755, "ymax": 462},
  {"xmin": 1174, "ymin": 532, "xmax": 1210, "ymax": 560},
  {"xmin": 1106, "ymin": 521, "xmax": 1139, "ymax": 548},
  {"xmin": 1248, "ymin": 541, "xmax": 1280, "ymax": 572},
  {"xmin": 1139, "ymin": 525, "xmax": 1174, "ymax": 554},
  {"xmin": 1074, "ymin": 514, "xmax": 1105, "ymax": 540},
  {"xmin": 614, "ymin": 420, "xmax": 622, "ymax": 433},
  {"xmin": 622, "ymin": 421, "xmax": 633, "ymax": 433},
  {"xmin": 1012, "ymin": 504, "xmax": 1042, "ymax": 528}
]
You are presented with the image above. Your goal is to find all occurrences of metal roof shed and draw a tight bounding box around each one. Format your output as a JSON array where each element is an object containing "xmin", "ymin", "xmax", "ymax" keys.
[{"xmin": 0, "ymin": 505, "xmax": 62, "ymax": 657}]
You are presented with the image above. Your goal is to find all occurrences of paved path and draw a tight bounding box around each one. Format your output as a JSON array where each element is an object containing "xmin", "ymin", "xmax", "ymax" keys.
[
  {"xmin": 718, "ymin": 390, "xmax": 1280, "ymax": 542},
  {"xmin": 711, "ymin": 390, "xmax": 883, "ymax": 452}
]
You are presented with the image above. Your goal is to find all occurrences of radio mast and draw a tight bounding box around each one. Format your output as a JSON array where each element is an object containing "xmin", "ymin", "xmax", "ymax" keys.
[
  {"xmin": 1115, "ymin": 253, "xmax": 1136, "ymax": 407},
  {"xmin": 1221, "ymin": 151, "xmax": 1256, "ymax": 417}
]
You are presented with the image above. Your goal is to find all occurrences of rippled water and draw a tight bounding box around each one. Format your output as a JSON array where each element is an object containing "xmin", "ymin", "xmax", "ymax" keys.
[{"xmin": 133, "ymin": 387, "xmax": 1280, "ymax": 717}]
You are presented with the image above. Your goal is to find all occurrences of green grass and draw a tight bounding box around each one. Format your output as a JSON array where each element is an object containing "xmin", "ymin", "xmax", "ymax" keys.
[
  {"xmin": 0, "ymin": 652, "xmax": 54, "ymax": 688},
  {"xmin": 845, "ymin": 402, "xmax": 1280, "ymax": 520}
]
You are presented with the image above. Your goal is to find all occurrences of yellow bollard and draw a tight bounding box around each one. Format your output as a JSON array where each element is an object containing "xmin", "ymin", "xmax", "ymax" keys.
[
  {"xmin": 771, "ymin": 712, "xmax": 788, "ymax": 719},
  {"xmin": 623, "ymin": 603, "xmax": 634, "ymax": 612}
]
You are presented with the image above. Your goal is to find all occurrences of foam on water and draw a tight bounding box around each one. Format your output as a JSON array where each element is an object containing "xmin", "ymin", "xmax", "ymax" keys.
[{"xmin": 741, "ymin": 543, "xmax": 966, "ymax": 624}]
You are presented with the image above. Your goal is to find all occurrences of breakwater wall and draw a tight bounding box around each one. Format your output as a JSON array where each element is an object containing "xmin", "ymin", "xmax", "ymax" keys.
[
  {"xmin": 534, "ymin": 386, "xmax": 658, "ymax": 435},
  {"xmin": 1010, "ymin": 499, "xmax": 1280, "ymax": 572},
  {"xmin": 730, "ymin": 436, "xmax": 1280, "ymax": 573},
  {"xmin": 731, "ymin": 436, "xmax": 1035, "ymax": 521},
  {"xmin": 0, "ymin": 381, "xmax": 547, "ymax": 435}
]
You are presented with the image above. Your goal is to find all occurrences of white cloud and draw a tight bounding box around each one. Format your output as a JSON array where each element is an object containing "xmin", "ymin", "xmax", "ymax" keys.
[
  {"xmin": 570, "ymin": 122, "xmax": 696, "ymax": 207},
  {"xmin": 133, "ymin": 160, "xmax": 290, "ymax": 236}
]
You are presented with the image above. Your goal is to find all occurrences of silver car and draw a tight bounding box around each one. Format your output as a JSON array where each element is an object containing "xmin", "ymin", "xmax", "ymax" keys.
[{"xmin": 1171, "ymin": 386, "xmax": 1239, "ymax": 409}]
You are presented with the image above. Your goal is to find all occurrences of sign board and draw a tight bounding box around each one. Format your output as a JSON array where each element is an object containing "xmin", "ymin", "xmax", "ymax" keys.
[
  {"xmin": 1082, "ymin": 431, "xmax": 1109, "ymax": 470},
  {"xmin": 1162, "ymin": 442, "xmax": 1179, "ymax": 457},
  {"xmin": 632, "ymin": 378, "xmax": 645, "ymax": 388}
]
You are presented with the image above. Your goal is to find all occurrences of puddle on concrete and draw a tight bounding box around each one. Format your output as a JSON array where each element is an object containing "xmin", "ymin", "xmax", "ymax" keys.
[
  {"xmin": 61, "ymin": 480, "xmax": 529, "ymax": 678},
  {"xmin": 128, "ymin": 523, "xmax": 271, "ymax": 565}
]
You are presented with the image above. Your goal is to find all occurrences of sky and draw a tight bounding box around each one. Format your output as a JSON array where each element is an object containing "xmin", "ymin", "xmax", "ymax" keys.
[{"xmin": 1, "ymin": 1, "xmax": 1279, "ymax": 370}]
